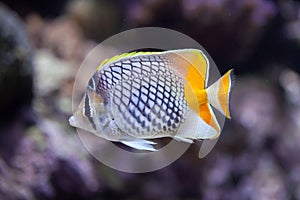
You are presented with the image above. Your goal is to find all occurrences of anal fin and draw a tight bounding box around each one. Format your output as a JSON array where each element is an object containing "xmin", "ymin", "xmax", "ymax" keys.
[{"xmin": 176, "ymin": 108, "xmax": 219, "ymax": 140}]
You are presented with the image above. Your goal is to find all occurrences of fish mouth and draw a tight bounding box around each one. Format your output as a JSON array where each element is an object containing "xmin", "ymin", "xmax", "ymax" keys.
[
  {"xmin": 68, "ymin": 115, "xmax": 75, "ymax": 127},
  {"xmin": 68, "ymin": 115, "xmax": 93, "ymax": 133}
]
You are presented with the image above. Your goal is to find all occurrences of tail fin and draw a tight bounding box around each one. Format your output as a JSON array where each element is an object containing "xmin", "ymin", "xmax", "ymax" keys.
[{"xmin": 207, "ymin": 69, "xmax": 234, "ymax": 119}]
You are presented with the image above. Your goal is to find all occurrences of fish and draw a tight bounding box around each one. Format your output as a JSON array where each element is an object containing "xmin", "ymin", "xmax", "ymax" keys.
[{"xmin": 69, "ymin": 49, "xmax": 234, "ymax": 151}]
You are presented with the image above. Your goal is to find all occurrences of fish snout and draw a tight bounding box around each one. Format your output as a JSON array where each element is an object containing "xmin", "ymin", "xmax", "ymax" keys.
[{"xmin": 69, "ymin": 115, "xmax": 76, "ymax": 127}]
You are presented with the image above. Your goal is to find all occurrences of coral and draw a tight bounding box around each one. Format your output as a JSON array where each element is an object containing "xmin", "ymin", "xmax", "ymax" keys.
[{"xmin": 26, "ymin": 15, "xmax": 96, "ymax": 62}]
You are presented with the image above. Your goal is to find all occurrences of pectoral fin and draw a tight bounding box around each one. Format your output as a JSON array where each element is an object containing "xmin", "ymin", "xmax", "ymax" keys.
[{"xmin": 120, "ymin": 139, "xmax": 158, "ymax": 151}]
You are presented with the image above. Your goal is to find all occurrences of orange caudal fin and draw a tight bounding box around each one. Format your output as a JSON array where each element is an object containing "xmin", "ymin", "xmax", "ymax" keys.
[{"xmin": 206, "ymin": 69, "xmax": 234, "ymax": 119}]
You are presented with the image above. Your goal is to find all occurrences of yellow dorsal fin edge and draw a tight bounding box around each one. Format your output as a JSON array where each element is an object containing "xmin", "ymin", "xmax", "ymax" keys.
[{"xmin": 96, "ymin": 51, "xmax": 163, "ymax": 70}]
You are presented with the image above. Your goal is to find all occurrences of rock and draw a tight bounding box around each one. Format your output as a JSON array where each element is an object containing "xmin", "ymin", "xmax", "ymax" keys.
[
  {"xmin": 279, "ymin": 1, "xmax": 300, "ymax": 73},
  {"xmin": 40, "ymin": 120, "xmax": 100, "ymax": 199},
  {"xmin": 25, "ymin": 15, "xmax": 97, "ymax": 117},
  {"xmin": 33, "ymin": 49, "xmax": 74, "ymax": 97},
  {"xmin": 26, "ymin": 15, "xmax": 96, "ymax": 62},
  {"xmin": 123, "ymin": 0, "xmax": 277, "ymax": 70},
  {"xmin": 230, "ymin": 77, "xmax": 282, "ymax": 149},
  {"xmin": 0, "ymin": 119, "xmax": 100, "ymax": 200},
  {"xmin": 0, "ymin": 3, "xmax": 33, "ymax": 127},
  {"xmin": 66, "ymin": 0, "xmax": 121, "ymax": 41},
  {"xmin": 239, "ymin": 154, "xmax": 287, "ymax": 200},
  {"xmin": 0, "ymin": 0, "xmax": 68, "ymax": 17},
  {"xmin": 275, "ymin": 69, "xmax": 300, "ymax": 169}
]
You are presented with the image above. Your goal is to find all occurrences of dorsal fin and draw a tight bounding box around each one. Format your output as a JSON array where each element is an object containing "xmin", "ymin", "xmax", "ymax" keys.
[
  {"xmin": 97, "ymin": 51, "xmax": 162, "ymax": 70},
  {"xmin": 167, "ymin": 49, "xmax": 210, "ymax": 89},
  {"xmin": 96, "ymin": 49, "xmax": 210, "ymax": 83},
  {"xmin": 97, "ymin": 52, "xmax": 136, "ymax": 70}
]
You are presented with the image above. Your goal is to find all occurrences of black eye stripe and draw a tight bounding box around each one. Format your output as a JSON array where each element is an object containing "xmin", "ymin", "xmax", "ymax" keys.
[
  {"xmin": 84, "ymin": 94, "xmax": 91, "ymax": 117},
  {"xmin": 84, "ymin": 94, "xmax": 96, "ymax": 130}
]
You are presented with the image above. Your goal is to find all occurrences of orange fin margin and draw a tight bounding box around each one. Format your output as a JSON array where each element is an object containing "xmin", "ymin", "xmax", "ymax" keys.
[{"xmin": 218, "ymin": 69, "xmax": 234, "ymax": 119}]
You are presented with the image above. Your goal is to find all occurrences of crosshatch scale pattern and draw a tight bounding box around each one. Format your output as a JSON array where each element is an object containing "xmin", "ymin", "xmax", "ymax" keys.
[{"xmin": 95, "ymin": 54, "xmax": 189, "ymax": 138}]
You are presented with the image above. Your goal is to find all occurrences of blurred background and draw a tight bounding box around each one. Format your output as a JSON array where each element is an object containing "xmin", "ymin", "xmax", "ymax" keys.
[{"xmin": 0, "ymin": 0, "xmax": 300, "ymax": 199}]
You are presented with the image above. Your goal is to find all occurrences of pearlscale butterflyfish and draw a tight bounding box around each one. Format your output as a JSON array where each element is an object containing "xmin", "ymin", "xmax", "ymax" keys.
[{"xmin": 69, "ymin": 49, "xmax": 234, "ymax": 151}]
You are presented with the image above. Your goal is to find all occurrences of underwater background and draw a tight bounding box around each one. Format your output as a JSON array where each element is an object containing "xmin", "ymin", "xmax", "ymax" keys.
[{"xmin": 0, "ymin": 0, "xmax": 300, "ymax": 199}]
